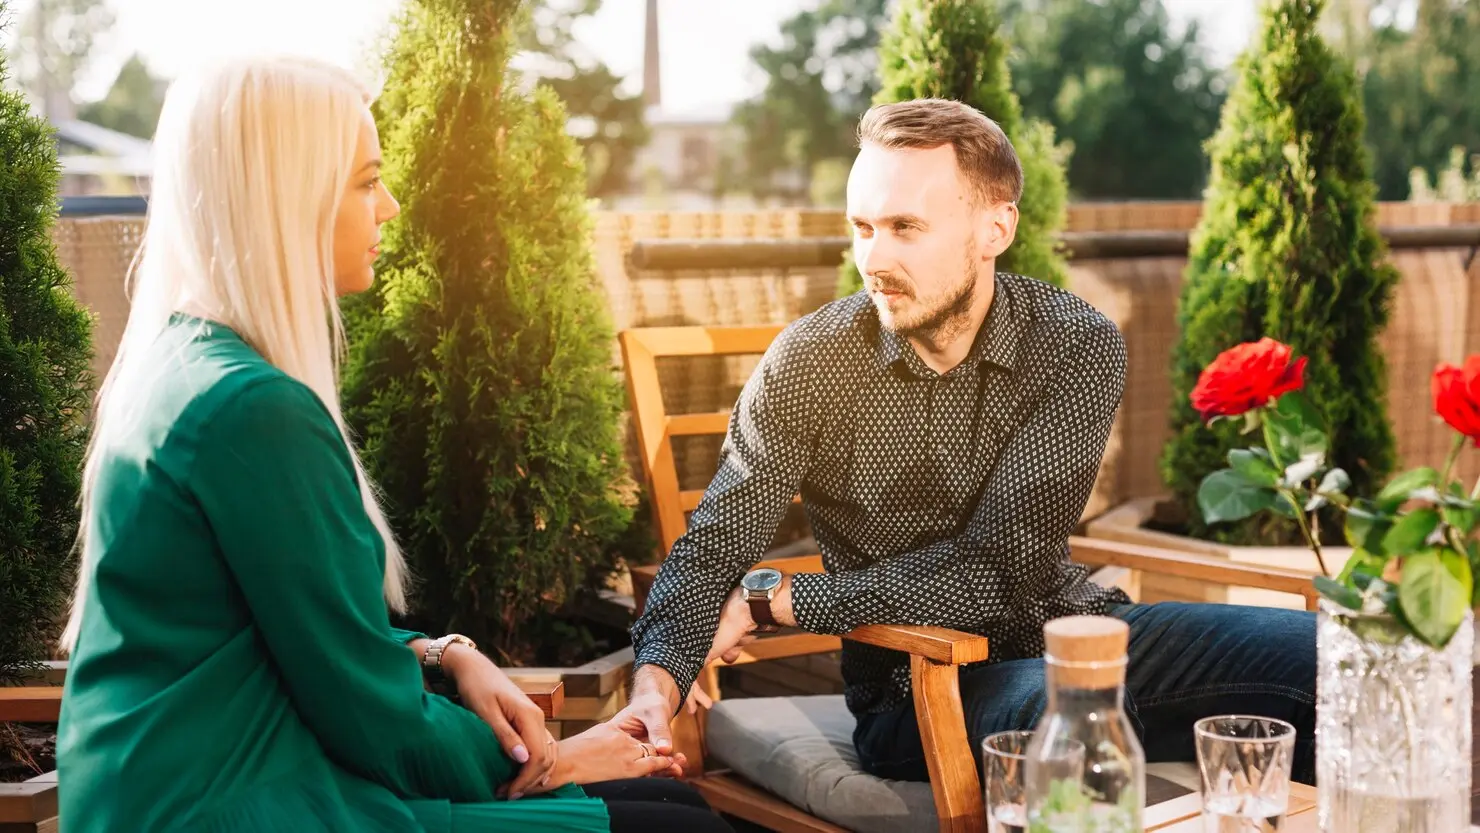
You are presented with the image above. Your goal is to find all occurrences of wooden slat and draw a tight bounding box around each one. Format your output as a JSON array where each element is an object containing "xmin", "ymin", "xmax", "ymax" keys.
[
  {"xmin": 0, "ymin": 688, "xmax": 61, "ymax": 723},
  {"xmin": 667, "ymin": 412, "xmax": 730, "ymax": 436},
  {"xmin": 1068, "ymin": 536, "xmax": 1320, "ymax": 610},
  {"xmin": 618, "ymin": 331, "xmax": 687, "ymax": 554},
  {"xmin": 0, "ymin": 781, "xmax": 57, "ymax": 825},
  {"xmin": 911, "ymin": 656, "xmax": 986, "ymax": 832},
  {"xmin": 692, "ymin": 774, "xmax": 850, "ymax": 833},
  {"xmin": 621, "ymin": 326, "xmax": 781, "ymax": 358}
]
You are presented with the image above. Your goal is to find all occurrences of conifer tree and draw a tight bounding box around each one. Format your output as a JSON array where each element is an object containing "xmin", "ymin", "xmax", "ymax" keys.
[
  {"xmin": 0, "ymin": 10, "xmax": 95, "ymax": 683},
  {"xmin": 343, "ymin": 0, "xmax": 637, "ymax": 659},
  {"xmin": 1162, "ymin": 0, "xmax": 1397, "ymax": 544}
]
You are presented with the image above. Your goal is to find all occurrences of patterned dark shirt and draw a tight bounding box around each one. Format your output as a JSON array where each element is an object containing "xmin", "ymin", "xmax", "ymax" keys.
[{"xmin": 630, "ymin": 272, "xmax": 1133, "ymax": 716}]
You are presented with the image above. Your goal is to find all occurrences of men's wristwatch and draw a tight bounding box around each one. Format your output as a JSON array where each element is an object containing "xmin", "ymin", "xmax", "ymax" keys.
[
  {"xmin": 423, "ymin": 633, "xmax": 477, "ymax": 688},
  {"xmin": 740, "ymin": 567, "xmax": 784, "ymax": 633}
]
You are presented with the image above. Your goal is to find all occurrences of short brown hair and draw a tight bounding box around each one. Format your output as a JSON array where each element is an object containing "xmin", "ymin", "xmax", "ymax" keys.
[{"xmin": 856, "ymin": 98, "xmax": 1023, "ymax": 206}]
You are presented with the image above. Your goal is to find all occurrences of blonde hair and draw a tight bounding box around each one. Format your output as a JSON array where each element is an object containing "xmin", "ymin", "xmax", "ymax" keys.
[
  {"xmin": 857, "ymin": 98, "xmax": 1023, "ymax": 206},
  {"xmin": 59, "ymin": 55, "xmax": 408, "ymax": 653}
]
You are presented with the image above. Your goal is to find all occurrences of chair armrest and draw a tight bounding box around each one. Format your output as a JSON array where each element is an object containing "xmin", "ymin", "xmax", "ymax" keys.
[
  {"xmin": 844, "ymin": 624, "xmax": 990, "ymax": 665},
  {"xmin": 1069, "ymin": 535, "xmax": 1320, "ymax": 609}
]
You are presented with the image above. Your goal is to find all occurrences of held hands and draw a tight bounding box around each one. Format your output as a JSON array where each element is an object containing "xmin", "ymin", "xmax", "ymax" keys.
[
  {"xmin": 523, "ymin": 723, "xmax": 688, "ymax": 796},
  {"xmin": 440, "ymin": 645, "xmax": 557, "ymax": 800}
]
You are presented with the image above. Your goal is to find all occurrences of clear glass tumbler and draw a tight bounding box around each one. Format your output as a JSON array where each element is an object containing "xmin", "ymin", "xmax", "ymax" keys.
[
  {"xmin": 985, "ymin": 730, "xmax": 1084, "ymax": 833},
  {"xmin": 1195, "ymin": 715, "xmax": 1296, "ymax": 832}
]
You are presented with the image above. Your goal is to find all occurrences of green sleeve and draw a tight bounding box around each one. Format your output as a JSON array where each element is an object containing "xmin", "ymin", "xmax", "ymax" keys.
[
  {"xmin": 391, "ymin": 627, "xmax": 427, "ymax": 645},
  {"xmin": 190, "ymin": 375, "xmax": 514, "ymax": 801}
]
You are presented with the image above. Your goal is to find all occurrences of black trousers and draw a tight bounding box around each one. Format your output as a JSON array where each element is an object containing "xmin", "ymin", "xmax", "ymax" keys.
[{"xmin": 583, "ymin": 779, "xmax": 735, "ymax": 833}]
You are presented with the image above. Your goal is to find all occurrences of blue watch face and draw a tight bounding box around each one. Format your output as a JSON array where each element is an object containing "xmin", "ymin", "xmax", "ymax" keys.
[{"xmin": 743, "ymin": 567, "xmax": 783, "ymax": 592}]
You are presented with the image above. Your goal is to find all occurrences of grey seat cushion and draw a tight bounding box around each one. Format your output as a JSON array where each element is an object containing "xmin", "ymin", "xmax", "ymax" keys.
[{"xmin": 706, "ymin": 694, "xmax": 936, "ymax": 833}]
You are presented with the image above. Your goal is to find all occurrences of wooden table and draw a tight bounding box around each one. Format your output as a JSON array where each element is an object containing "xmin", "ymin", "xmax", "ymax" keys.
[
  {"xmin": 1147, "ymin": 783, "xmax": 1317, "ymax": 831},
  {"xmin": 1146, "ymin": 783, "xmax": 1480, "ymax": 832}
]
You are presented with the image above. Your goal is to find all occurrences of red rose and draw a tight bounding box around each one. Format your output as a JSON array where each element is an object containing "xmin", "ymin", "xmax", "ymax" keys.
[
  {"xmin": 1190, "ymin": 338, "xmax": 1307, "ymax": 423},
  {"xmin": 1433, "ymin": 356, "xmax": 1480, "ymax": 445}
]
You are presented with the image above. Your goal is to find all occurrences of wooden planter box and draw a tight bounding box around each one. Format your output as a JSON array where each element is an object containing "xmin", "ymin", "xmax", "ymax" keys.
[{"xmin": 1083, "ymin": 497, "xmax": 1350, "ymax": 609}]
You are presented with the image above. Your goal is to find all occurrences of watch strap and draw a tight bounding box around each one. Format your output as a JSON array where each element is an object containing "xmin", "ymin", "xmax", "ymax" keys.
[{"xmin": 748, "ymin": 596, "xmax": 779, "ymax": 633}]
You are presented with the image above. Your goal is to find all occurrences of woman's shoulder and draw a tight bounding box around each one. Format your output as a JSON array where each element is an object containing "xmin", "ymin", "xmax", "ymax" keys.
[{"xmin": 130, "ymin": 319, "xmax": 337, "ymax": 463}]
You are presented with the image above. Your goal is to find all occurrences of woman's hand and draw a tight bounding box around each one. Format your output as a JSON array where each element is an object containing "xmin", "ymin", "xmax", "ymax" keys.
[
  {"xmin": 524, "ymin": 723, "xmax": 688, "ymax": 795},
  {"xmin": 442, "ymin": 645, "xmax": 558, "ymax": 799}
]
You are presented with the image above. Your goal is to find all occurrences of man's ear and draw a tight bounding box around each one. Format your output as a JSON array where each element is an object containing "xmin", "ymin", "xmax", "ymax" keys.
[{"xmin": 980, "ymin": 202, "xmax": 1019, "ymax": 261}]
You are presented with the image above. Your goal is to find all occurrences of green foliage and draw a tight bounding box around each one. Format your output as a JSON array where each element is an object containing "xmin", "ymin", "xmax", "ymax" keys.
[
  {"xmin": 1163, "ymin": 0, "xmax": 1398, "ymax": 545},
  {"xmin": 0, "ymin": 20, "xmax": 94, "ymax": 683},
  {"xmin": 1359, "ymin": 1, "xmax": 1480, "ymax": 199},
  {"xmin": 836, "ymin": 0, "xmax": 1070, "ymax": 298},
  {"xmin": 1004, "ymin": 0, "xmax": 1224, "ymax": 199},
  {"xmin": 1197, "ymin": 388, "xmax": 1476, "ymax": 649},
  {"xmin": 519, "ymin": 1, "xmax": 649, "ymax": 200},
  {"xmin": 731, "ymin": 0, "xmax": 889, "ymax": 202},
  {"xmin": 343, "ymin": 0, "xmax": 639, "ymax": 663},
  {"xmin": 76, "ymin": 54, "xmax": 164, "ymax": 139}
]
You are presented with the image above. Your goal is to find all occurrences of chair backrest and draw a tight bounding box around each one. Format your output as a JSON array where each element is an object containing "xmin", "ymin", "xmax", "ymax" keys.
[{"xmin": 619, "ymin": 325, "xmax": 787, "ymax": 556}]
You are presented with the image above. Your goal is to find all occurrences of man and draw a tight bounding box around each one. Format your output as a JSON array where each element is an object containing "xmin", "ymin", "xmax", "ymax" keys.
[{"xmin": 612, "ymin": 98, "xmax": 1317, "ymax": 785}]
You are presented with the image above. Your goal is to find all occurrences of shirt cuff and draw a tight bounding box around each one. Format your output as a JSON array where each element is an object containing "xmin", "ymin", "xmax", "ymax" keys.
[
  {"xmin": 634, "ymin": 642, "xmax": 703, "ymax": 712},
  {"xmin": 791, "ymin": 571, "xmax": 850, "ymax": 635}
]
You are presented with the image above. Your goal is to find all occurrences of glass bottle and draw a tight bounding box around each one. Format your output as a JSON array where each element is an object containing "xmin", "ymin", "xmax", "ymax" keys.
[{"xmin": 1023, "ymin": 615, "xmax": 1145, "ymax": 833}]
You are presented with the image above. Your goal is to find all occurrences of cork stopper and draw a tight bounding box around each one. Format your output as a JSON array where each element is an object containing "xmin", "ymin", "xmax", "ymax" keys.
[{"xmin": 1042, "ymin": 615, "xmax": 1129, "ymax": 689}]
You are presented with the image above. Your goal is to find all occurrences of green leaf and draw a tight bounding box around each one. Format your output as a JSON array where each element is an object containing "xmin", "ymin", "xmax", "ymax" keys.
[
  {"xmin": 1271, "ymin": 492, "xmax": 1301, "ymax": 519},
  {"xmin": 1443, "ymin": 502, "xmax": 1480, "ymax": 537},
  {"xmin": 1381, "ymin": 508, "xmax": 1441, "ymax": 555},
  {"xmin": 1470, "ymin": 541, "xmax": 1480, "ymax": 607},
  {"xmin": 1262, "ymin": 391, "xmax": 1328, "ymax": 466},
  {"xmin": 1317, "ymin": 468, "xmax": 1351, "ymax": 495},
  {"xmin": 1197, "ymin": 469, "xmax": 1277, "ymax": 524},
  {"xmin": 1228, "ymin": 448, "xmax": 1280, "ymax": 487},
  {"xmin": 1338, "ymin": 548, "xmax": 1385, "ymax": 583},
  {"xmin": 1377, "ymin": 467, "xmax": 1439, "ymax": 509},
  {"xmin": 1398, "ymin": 549, "xmax": 1471, "ymax": 647},
  {"xmin": 1345, "ymin": 502, "xmax": 1394, "ymax": 554},
  {"xmin": 1314, "ymin": 575, "xmax": 1363, "ymax": 611}
]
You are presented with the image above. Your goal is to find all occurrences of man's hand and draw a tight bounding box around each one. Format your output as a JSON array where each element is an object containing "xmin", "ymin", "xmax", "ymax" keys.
[
  {"xmin": 607, "ymin": 664, "xmax": 681, "ymax": 756},
  {"xmin": 705, "ymin": 587, "xmax": 759, "ymax": 665},
  {"xmin": 440, "ymin": 645, "xmax": 557, "ymax": 799}
]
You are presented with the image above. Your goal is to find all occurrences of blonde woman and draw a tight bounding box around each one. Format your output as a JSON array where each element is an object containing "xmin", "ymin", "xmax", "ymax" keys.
[{"xmin": 55, "ymin": 55, "xmax": 732, "ymax": 833}]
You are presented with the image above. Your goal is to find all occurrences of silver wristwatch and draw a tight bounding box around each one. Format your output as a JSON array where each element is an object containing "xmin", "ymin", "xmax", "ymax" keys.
[{"xmin": 423, "ymin": 633, "xmax": 476, "ymax": 683}]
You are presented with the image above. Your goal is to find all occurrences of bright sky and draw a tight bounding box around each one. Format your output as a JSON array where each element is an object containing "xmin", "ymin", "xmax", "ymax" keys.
[{"xmin": 8, "ymin": 0, "xmax": 1259, "ymax": 112}]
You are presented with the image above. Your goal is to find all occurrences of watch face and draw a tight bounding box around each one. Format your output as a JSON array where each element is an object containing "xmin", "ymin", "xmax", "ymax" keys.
[{"xmin": 742, "ymin": 567, "xmax": 783, "ymax": 593}]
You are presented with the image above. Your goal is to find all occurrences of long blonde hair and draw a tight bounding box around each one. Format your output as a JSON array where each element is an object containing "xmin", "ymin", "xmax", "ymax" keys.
[{"xmin": 59, "ymin": 55, "xmax": 408, "ymax": 653}]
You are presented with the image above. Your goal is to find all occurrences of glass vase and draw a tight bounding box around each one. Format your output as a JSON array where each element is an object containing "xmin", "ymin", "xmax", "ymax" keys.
[{"xmin": 1316, "ymin": 598, "xmax": 1473, "ymax": 832}]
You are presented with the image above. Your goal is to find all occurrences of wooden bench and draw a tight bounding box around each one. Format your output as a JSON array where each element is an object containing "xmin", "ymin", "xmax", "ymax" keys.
[
  {"xmin": 0, "ymin": 669, "xmax": 567, "ymax": 833},
  {"xmin": 617, "ymin": 323, "xmax": 1320, "ymax": 833}
]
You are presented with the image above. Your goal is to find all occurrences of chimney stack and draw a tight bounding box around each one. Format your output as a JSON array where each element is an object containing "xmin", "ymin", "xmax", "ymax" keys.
[{"xmin": 643, "ymin": 0, "xmax": 661, "ymax": 109}]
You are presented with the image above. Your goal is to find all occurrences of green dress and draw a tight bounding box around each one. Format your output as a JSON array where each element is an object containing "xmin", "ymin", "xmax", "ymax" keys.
[{"xmin": 57, "ymin": 316, "xmax": 611, "ymax": 833}]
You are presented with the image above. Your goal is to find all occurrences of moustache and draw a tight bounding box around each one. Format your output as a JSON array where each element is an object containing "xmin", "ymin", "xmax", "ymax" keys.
[{"xmin": 869, "ymin": 277, "xmax": 912, "ymax": 295}]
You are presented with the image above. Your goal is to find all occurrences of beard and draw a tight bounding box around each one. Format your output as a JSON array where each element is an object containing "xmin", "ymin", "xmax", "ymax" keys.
[{"xmin": 874, "ymin": 248, "xmax": 981, "ymax": 343}]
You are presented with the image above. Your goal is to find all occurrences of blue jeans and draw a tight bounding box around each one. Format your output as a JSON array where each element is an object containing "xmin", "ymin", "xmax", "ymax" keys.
[{"xmin": 853, "ymin": 602, "xmax": 1318, "ymax": 786}]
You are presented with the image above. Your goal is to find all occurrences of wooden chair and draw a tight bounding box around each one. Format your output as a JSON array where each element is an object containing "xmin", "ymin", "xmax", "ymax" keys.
[
  {"xmin": 0, "ymin": 664, "xmax": 567, "ymax": 833},
  {"xmin": 618, "ymin": 324, "xmax": 1320, "ymax": 833}
]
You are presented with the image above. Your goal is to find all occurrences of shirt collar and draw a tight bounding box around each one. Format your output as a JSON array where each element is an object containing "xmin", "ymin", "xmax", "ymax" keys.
[{"xmin": 872, "ymin": 273, "xmax": 1024, "ymax": 379}]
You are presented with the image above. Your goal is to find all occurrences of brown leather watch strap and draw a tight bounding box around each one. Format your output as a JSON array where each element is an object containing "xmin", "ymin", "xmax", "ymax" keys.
[{"xmin": 748, "ymin": 595, "xmax": 779, "ymax": 632}]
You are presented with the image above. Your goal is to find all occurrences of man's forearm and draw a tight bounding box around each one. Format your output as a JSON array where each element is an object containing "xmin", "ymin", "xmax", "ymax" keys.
[{"xmin": 632, "ymin": 663, "xmax": 682, "ymax": 713}]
